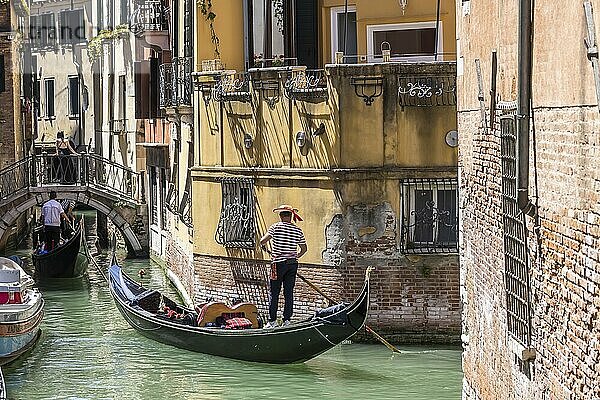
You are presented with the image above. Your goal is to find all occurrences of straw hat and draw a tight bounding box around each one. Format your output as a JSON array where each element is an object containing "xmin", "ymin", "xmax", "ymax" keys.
[
  {"xmin": 272, "ymin": 204, "xmax": 303, "ymax": 222},
  {"xmin": 272, "ymin": 204, "xmax": 299, "ymax": 213}
]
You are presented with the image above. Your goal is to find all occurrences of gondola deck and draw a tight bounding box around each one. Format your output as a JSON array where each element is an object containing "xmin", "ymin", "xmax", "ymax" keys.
[{"xmin": 108, "ymin": 265, "xmax": 371, "ymax": 364}]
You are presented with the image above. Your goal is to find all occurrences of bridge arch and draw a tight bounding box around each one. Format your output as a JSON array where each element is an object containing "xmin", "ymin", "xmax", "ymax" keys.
[
  {"xmin": 0, "ymin": 154, "xmax": 149, "ymax": 257},
  {"xmin": 0, "ymin": 189, "xmax": 148, "ymax": 256}
]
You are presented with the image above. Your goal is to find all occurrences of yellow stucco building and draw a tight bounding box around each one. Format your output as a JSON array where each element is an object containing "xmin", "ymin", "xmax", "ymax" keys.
[{"xmin": 163, "ymin": 0, "xmax": 460, "ymax": 340}]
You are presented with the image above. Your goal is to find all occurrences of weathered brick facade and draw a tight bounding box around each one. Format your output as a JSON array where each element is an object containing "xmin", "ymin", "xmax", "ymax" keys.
[
  {"xmin": 459, "ymin": 2, "xmax": 600, "ymax": 399},
  {"xmin": 0, "ymin": 3, "xmax": 19, "ymax": 169}
]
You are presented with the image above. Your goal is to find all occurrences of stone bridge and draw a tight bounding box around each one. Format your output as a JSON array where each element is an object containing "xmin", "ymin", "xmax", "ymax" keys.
[{"xmin": 0, "ymin": 154, "xmax": 149, "ymax": 257}]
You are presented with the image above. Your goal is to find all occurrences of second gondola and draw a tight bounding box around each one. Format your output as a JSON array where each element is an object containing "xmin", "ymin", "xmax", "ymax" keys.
[{"xmin": 32, "ymin": 219, "xmax": 88, "ymax": 279}]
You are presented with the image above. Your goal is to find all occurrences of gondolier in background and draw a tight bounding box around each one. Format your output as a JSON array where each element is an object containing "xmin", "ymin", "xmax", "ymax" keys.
[
  {"xmin": 40, "ymin": 191, "xmax": 69, "ymax": 251},
  {"xmin": 259, "ymin": 205, "xmax": 307, "ymax": 329},
  {"xmin": 60, "ymin": 198, "xmax": 76, "ymax": 237}
]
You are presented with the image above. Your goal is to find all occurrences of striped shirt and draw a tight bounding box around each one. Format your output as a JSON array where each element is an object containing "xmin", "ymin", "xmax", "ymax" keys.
[{"xmin": 268, "ymin": 222, "xmax": 306, "ymax": 263}]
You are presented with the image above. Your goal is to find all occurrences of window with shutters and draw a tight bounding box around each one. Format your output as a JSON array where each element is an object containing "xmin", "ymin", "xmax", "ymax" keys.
[
  {"xmin": 44, "ymin": 78, "xmax": 55, "ymax": 118},
  {"xmin": 160, "ymin": 168, "xmax": 167, "ymax": 229},
  {"xmin": 30, "ymin": 14, "xmax": 57, "ymax": 48},
  {"xmin": 367, "ymin": 22, "xmax": 441, "ymax": 62},
  {"xmin": 68, "ymin": 76, "xmax": 80, "ymax": 117},
  {"xmin": 59, "ymin": 9, "xmax": 85, "ymax": 45},
  {"xmin": 215, "ymin": 178, "xmax": 255, "ymax": 248},
  {"xmin": 120, "ymin": 0, "xmax": 130, "ymax": 25},
  {"xmin": 401, "ymin": 178, "xmax": 458, "ymax": 253}
]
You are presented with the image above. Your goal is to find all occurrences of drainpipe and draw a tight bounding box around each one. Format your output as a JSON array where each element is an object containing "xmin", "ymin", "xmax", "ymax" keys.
[{"xmin": 517, "ymin": 0, "xmax": 536, "ymax": 216}]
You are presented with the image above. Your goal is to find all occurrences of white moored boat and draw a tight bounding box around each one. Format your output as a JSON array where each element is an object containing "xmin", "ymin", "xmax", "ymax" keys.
[{"xmin": 0, "ymin": 257, "xmax": 44, "ymax": 365}]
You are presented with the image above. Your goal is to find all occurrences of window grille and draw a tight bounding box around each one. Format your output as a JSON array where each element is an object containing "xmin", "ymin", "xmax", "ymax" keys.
[
  {"xmin": 501, "ymin": 116, "xmax": 532, "ymax": 346},
  {"xmin": 160, "ymin": 168, "xmax": 167, "ymax": 230},
  {"xmin": 215, "ymin": 178, "xmax": 255, "ymax": 249},
  {"xmin": 149, "ymin": 167, "xmax": 158, "ymax": 225},
  {"xmin": 401, "ymin": 178, "xmax": 458, "ymax": 253}
]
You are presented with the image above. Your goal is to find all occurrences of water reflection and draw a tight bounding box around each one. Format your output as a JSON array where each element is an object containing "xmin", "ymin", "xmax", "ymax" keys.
[{"xmin": 3, "ymin": 211, "xmax": 462, "ymax": 400}]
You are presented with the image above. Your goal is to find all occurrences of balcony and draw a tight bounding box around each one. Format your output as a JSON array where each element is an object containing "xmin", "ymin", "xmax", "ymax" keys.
[
  {"xmin": 129, "ymin": 1, "xmax": 169, "ymax": 50},
  {"xmin": 159, "ymin": 57, "xmax": 192, "ymax": 110}
]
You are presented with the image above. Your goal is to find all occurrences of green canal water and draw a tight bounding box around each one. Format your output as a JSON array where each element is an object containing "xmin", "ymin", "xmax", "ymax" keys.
[{"xmin": 3, "ymin": 213, "xmax": 463, "ymax": 399}]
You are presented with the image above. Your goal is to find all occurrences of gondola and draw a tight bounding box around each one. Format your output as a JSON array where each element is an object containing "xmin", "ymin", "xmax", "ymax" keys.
[
  {"xmin": 32, "ymin": 219, "xmax": 88, "ymax": 279},
  {"xmin": 108, "ymin": 264, "xmax": 371, "ymax": 364}
]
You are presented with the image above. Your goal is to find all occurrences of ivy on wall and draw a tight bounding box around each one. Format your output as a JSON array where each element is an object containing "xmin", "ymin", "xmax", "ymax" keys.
[
  {"xmin": 87, "ymin": 24, "xmax": 130, "ymax": 63},
  {"xmin": 198, "ymin": 0, "xmax": 221, "ymax": 59}
]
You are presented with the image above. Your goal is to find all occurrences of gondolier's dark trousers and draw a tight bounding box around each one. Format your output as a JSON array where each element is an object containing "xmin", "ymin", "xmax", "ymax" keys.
[
  {"xmin": 269, "ymin": 259, "xmax": 298, "ymax": 322},
  {"xmin": 44, "ymin": 225, "xmax": 61, "ymax": 251}
]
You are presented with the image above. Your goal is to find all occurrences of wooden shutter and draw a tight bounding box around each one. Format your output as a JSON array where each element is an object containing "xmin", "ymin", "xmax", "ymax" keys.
[
  {"xmin": 134, "ymin": 60, "xmax": 150, "ymax": 119},
  {"xmin": 149, "ymin": 57, "xmax": 160, "ymax": 118},
  {"xmin": 295, "ymin": 0, "xmax": 318, "ymax": 68}
]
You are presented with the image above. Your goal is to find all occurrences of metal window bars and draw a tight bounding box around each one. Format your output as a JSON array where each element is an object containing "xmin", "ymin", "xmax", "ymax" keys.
[
  {"xmin": 400, "ymin": 177, "xmax": 459, "ymax": 254},
  {"xmin": 284, "ymin": 69, "xmax": 329, "ymax": 102},
  {"xmin": 500, "ymin": 116, "xmax": 532, "ymax": 347},
  {"xmin": 397, "ymin": 75, "xmax": 456, "ymax": 107},
  {"xmin": 173, "ymin": 56, "xmax": 193, "ymax": 106},
  {"xmin": 215, "ymin": 178, "xmax": 255, "ymax": 249}
]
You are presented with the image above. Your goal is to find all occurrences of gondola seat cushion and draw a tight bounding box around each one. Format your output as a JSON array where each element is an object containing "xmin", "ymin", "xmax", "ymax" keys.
[{"xmin": 224, "ymin": 317, "xmax": 253, "ymax": 330}]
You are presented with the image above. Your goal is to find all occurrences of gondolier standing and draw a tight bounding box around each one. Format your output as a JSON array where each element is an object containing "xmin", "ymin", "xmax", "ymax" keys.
[
  {"xmin": 260, "ymin": 205, "xmax": 307, "ymax": 328},
  {"xmin": 40, "ymin": 191, "xmax": 68, "ymax": 251}
]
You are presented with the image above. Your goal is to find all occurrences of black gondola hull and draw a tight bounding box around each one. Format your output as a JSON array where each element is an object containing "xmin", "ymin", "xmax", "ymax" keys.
[
  {"xmin": 32, "ymin": 224, "xmax": 88, "ymax": 279},
  {"xmin": 109, "ymin": 266, "xmax": 370, "ymax": 364}
]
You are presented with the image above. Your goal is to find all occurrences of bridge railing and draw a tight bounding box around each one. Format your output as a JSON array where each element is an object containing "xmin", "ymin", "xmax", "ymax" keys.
[
  {"xmin": 0, "ymin": 157, "xmax": 31, "ymax": 203},
  {"xmin": 86, "ymin": 154, "xmax": 145, "ymax": 203},
  {"xmin": 33, "ymin": 154, "xmax": 86, "ymax": 186}
]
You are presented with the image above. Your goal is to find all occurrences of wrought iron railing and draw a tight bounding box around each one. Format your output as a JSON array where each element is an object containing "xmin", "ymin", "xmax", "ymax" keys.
[
  {"xmin": 86, "ymin": 154, "xmax": 144, "ymax": 202},
  {"xmin": 0, "ymin": 158, "xmax": 31, "ymax": 204},
  {"xmin": 284, "ymin": 69, "xmax": 328, "ymax": 102},
  {"xmin": 159, "ymin": 62, "xmax": 174, "ymax": 108},
  {"xmin": 179, "ymin": 189, "xmax": 193, "ymax": 229},
  {"xmin": 214, "ymin": 72, "xmax": 251, "ymax": 103},
  {"xmin": 173, "ymin": 56, "xmax": 192, "ymax": 106},
  {"xmin": 129, "ymin": 1, "xmax": 169, "ymax": 36},
  {"xmin": 0, "ymin": 155, "xmax": 144, "ymax": 205},
  {"xmin": 397, "ymin": 75, "xmax": 456, "ymax": 107}
]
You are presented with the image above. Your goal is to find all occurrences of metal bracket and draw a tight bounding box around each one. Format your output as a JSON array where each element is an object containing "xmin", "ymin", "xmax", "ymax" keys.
[
  {"xmin": 584, "ymin": 0, "xmax": 600, "ymax": 112},
  {"xmin": 350, "ymin": 76, "xmax": 383, "ymax": 106}
]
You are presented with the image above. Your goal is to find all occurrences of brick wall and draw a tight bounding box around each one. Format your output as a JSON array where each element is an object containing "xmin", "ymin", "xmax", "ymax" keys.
[
  {"xmin": 0, "ymin": 3, "xmax": 16, "ymax": 169},
  {"xmin": 460, "ymin": 105, "xmax": 600, "ymax": 399}
]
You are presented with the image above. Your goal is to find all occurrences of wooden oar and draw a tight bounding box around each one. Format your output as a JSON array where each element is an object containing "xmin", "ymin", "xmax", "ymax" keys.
[{"xmin": 296, "ymin": 272, "xmax": 402, "ymax": 354}]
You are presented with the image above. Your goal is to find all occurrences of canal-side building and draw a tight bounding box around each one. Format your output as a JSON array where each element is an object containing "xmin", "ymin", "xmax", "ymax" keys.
[
  {"xmin": 28, "ymin": 0, "xmax": 95, "ymax": 152},
  {"xmin": 158, "ymin": 0, "xmax": 461, "ymax": 340},
  {"xmin": 459, "ymin": 1, "xmax": 600, "ymax": 398},
  {"xmin": 0, "ymin": 0, "xmax": 30, "ymax": 249}
]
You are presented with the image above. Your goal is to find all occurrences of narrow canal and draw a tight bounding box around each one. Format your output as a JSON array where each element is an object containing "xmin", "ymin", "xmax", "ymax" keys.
[{"xmin": 3, "ymin": 212, "xmax": 463, "ymax": 399}]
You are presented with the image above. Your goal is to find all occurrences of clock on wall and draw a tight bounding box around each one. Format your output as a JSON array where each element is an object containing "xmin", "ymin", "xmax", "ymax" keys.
[{"xmin": 445, "ymin": 130, "xmax": 459, "ymax": 148}]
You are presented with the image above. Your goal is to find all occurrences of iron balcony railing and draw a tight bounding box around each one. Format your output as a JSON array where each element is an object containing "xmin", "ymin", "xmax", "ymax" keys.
[
  {"xmin": 173, "ymin": 56, "xmax": 192, "ymax": 107},
  {"xmin": 129, "ymin": 1, "xmax": 168, "ymax": 36},
  {"xmin": 159, "ymin": 57, "xmax": 192, "ymax": 108}
]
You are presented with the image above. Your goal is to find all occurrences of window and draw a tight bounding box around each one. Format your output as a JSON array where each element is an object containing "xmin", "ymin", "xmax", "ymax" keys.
[
  {"xmin": 68, "ymin": 76, "xmax": 80, "ymax": 117},
  {"xmin": 401, "ymin": 178, "xmax": 458, "ymax": 253},
  {"xmin": 44, "ymin": 78, "xmax": 55, "ymax": 118},
  {"xmin": 30, "ymin": 14, "xmax": 57, "ymax": 48},
  {"xmin": 120, "ymin": 0, "xmax": 130, "ymax": 26},
  {"xmin": 215, "ymin": 178, "xmax": 255, "ymax": 248},
  {"xmin": 501, "ymin": 116, "xmax": 532, "ymax": 347},
  {"xmin": 150, "ymin": 167, "xmax": 158, "ymax": 225},
  {"xmin": 367, "ymin": 22, "xmax": 442, "ymax": 62},
  {"xmin": 59, "ymin": 9, "xmax": 85, "ymax": 44},
  {"xmin": 160, "ymin": 168, "xmax": 167, "ymax": 229},
  {"xmin": 330, "ymin": 6, "xmax": 357, "ymax": 63}
]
